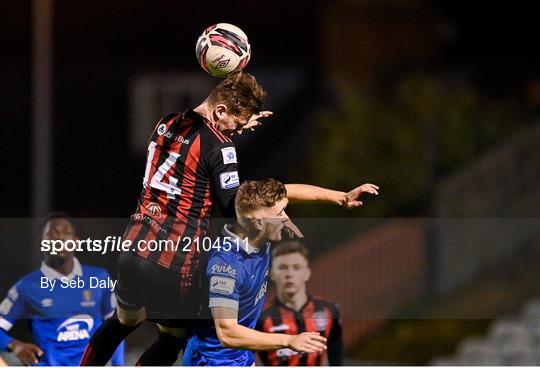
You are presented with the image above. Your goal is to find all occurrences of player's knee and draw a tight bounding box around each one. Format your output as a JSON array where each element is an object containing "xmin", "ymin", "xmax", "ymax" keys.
[
  {"xmin": 117, "ymin": 306, "xmax": 145, "ymax": 326},
  {"xmin": 157, "ymin": 324, "xmax": 186, "ymax": 338}
]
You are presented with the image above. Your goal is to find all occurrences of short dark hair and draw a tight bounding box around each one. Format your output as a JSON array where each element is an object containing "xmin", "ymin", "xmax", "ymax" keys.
[
  {"xmin": 39, "ymin": 212, "xmax": 73, "ymax": 238},
  {"xmin": 272, "ymin": 241, "xmax": 309, "ymax": 262},
  {"xmin": 235, "ymin": 179, "xmax": 287, "ymax": 214},
  {"xmin": 207, "ymin": 73, "xmax": 266, "ymax": 119}
]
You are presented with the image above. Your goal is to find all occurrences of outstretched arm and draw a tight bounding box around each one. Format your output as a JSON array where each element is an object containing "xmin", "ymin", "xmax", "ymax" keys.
[
  {"xmin": 285, "ymin": 183, "xmax": 379, "ymax": 208},
  {"xmin": 212, "ymin": 307, "xmax": 326, "ymax": 352}
]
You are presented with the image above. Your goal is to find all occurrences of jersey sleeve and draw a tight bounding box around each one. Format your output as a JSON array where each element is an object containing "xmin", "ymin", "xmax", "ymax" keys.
[
  {"xmin": 206, "ymin": 251, "xmax": 244, "ymax": 311},
  {"xmin": 148, "ymin": 113, "xmax": 179, "ymax": 143},
  {"xmin": 205, "ymin": 144, "xmax": 240, "ymax": 218},
  {"xmin": 0, "ymin": 280, "xmax": 27, "ymax": 351},
  {"xmin": 327, "ymin": 303, "xmax": 343, "ymax": 366}
]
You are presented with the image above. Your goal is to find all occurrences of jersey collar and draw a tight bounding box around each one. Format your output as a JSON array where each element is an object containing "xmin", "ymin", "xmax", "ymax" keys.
[
  {"xmin": 40, "ymin": 257, "xmax": 83, "ymax": 281},
  {"xmin": 275, "ymin": 294, "xmax": 313, "ymax": 313},
  {"xmin": 184, "ymin": 109, "xmax": 206, "ymax": 124},
  {"xmin": 222, "ymin": 224, "xmax": 262, "ymax": 255}
]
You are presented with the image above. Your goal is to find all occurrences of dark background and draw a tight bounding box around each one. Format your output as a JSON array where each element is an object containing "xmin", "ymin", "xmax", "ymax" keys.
[
  {"xmin": 2, "ymin": 0, "xmax": 540, "ymax": 365},
  {"xmin": 2, "ymin": 0, "xmax": 540, "ymax": 218}
]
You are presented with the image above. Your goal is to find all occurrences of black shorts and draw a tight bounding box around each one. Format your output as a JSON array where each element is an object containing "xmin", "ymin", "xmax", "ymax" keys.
[{"xmin": 115, "ymin": 251, "xmax": 201, "ymax": 329}]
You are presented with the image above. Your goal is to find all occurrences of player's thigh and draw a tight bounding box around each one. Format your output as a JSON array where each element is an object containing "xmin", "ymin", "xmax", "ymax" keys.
[
  {"xmin": 142, "ymin": 263, "xmax": 200, "ymax": 321},
  {"xmin": 117, "ymin": 305, "xmax": 146, "ymax": 326},
  {"xmin": 115, "ymin": 251, "xmax": 146, "ymax": 321}
]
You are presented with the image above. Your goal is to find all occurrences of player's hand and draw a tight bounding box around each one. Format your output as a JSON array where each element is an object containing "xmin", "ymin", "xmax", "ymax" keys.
[
  {"xmin": 235, "ymin": 111, "xmax": 273, "ymax": 135},
  {"xmin": 341, "ymin": 183, "xmax": 379, "ymax": 209},
  {"xmin": 287, "ymin": 332, "xmax": 327, "ymax": 353},
  {"xmin": 282, "ymin": 218, "xmax": 304, "ymax": 239},
  {"xmin": 8, "ymin": 339, "xmax": 43, "ymax": 365}
]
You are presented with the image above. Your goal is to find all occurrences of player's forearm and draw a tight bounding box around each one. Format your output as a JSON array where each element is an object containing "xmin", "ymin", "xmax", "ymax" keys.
[
  {"xmin": 285, "ymin": 184, "xmax": 344, "ymax": 205},
  {"xmin": 217, "ymin": 323, "xmax": 291, "ymax": 351}
]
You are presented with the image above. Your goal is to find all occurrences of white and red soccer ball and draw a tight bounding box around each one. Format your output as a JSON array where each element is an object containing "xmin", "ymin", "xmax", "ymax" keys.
[{"xmin": 195, "ymin": 23, "xmax": 251, "ymax": 78}]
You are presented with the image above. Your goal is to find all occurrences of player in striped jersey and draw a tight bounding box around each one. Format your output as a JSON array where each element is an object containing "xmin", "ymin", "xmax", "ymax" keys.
[
  {"xmin": 81, "ymin": 73, "xmax": 379, "ymax": 366},
  {"xmin": 258, "ymin": 242, "xmax": 343, "ymax": 366}
]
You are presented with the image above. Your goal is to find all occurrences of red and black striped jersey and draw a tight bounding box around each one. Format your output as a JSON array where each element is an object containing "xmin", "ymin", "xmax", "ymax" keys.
[
  {"xmin": 124, "ymin": 110, "xmax": 240, "ymax": 273},
  {"xmin": 257, "ymin": 296, "xmax": 343, "ymax": 366}
]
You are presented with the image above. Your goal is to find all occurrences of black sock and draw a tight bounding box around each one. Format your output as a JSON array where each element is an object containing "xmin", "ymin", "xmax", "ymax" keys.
[
  {"xmin": 80, "ymin": 318, "xmax": 139, "ymax": 366},
  {"xmin": 136, "ymin": 332, "xmax": 187, "ymax": 366}
]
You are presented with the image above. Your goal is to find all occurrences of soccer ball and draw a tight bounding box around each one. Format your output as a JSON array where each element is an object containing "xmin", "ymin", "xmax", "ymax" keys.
[{"xmin": 195, "ymin": 23, "xmax": 251, "ymax": 78}]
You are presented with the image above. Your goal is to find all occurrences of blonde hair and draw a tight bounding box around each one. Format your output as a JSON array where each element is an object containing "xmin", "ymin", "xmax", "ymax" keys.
[{"xmin": 235, "ymin": 179, "xmax": 287, "ymax": 215}]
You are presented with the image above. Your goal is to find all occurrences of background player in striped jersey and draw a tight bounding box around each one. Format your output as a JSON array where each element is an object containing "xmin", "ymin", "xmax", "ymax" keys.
[
  {"xmin": 258, "ymin": 241, "xmax": 343, "ymax": 366},
  {"xmin": 81, "ymin": 73, "xmax": 379, "ymax": 366}
]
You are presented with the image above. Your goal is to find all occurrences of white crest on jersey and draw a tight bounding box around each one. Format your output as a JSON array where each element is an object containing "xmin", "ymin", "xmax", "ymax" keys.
[
  {"xmin": 221, "ymin": 147, "xmax": 237, "ymax": 164},
  {"xmin": 313, "ymin": 311, "xmax": 329, "ymax": 331},
  {"xmin": 157, "ymin": 124, "xmax": 167, "ymax": 135}
]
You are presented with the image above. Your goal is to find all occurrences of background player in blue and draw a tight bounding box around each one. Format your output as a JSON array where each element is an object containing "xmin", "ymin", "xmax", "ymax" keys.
[
  {"xmin": 184, "ymin": 179, "xmax": 329, "ymax": 366},
  {"xmin": 0, "ymin": 214, "xmax": 124, "ymax": 366}
]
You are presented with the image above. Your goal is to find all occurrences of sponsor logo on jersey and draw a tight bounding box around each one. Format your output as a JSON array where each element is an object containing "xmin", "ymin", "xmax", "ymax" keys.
[
  {"xmin": 221, "ymin": 147, "xmax": 237, "ymax": 164},
  {"xmin": 81, "ymin": 290, "xmax": 96, "ymax": 307},
  {"xmin": 219, "ymin": 171, "xmax": 240, "ymax": 189},
  {"xmin": 209, "ymin": 275, "xmax": 235, "ymax": 296},
  {"xmin": 254, "ymin": 281, "xmax": 267, "ymax": 306},
  {"xmin": 276, "ymin": 348, "xmax": 298, "ymax": 358},
  {"xmin": 56, "ymin": 314, "xmax": 94, "ymax": 342},
  {"xmin": 211, "ymin": 264, "xmax": 237, "ymax": 277},
  {"xmin": 145, "ymin": 202, "xmax": 162, "ymax": 218},
  {"xmin": 164, "ymin": 131, "xmax": 190, "ymax": 144},
  {"xmin": 0, "ymin": 299, "xmax": 13, "ymax": 315},
  {"xmin": 157, "ymin": 124, "xmax": 167, "ymax": 136},
  {"xmin": 131, "ymin": 213, "xmax": 168, "ymax": 235},
  {"xmin": 41, "ymin": 298, "xmax": 53, "ymax": 308},
  {"xmin": 312, "ymin": 311, "xmax": 329, "ymax": 331},
  {"xmin": 269, "ymin": 324, "xmax": 290, "ymax": 332}
]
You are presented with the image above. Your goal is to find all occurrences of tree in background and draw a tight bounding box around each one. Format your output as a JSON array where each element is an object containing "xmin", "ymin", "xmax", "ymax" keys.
[{"xmin": 299, "ymin": 71, "xmax": 529, "ymax": 218}]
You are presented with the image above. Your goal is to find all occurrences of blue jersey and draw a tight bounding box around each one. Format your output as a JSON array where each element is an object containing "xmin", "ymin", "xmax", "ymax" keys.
[
  {"xmin": 183, "ymin": 225, "xmax": 270, "ymax": 366},
  {"xmin": 0, "ymin": 258, "xmax": 124, "ymax": 366}
]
